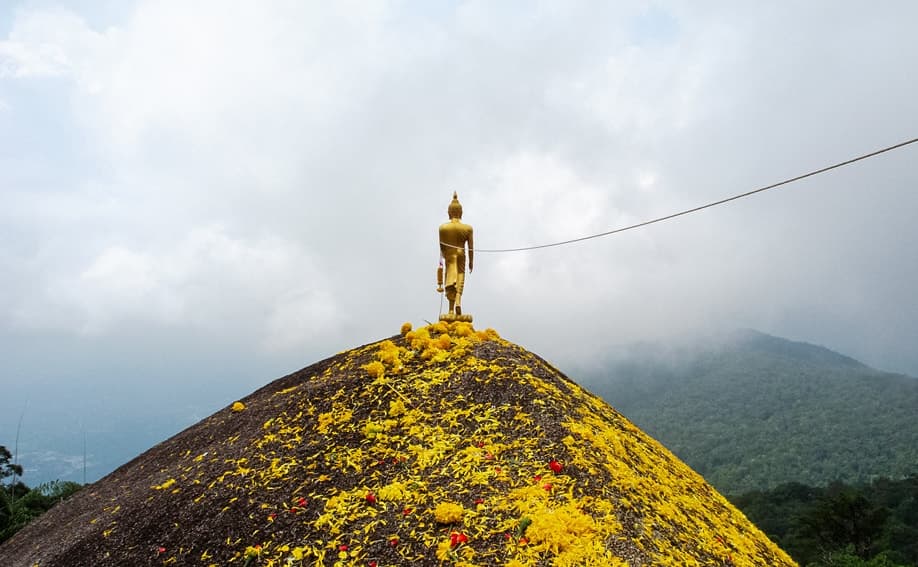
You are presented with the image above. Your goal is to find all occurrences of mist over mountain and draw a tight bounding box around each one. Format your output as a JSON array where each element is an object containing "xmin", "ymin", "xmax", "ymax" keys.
[
  {"xmin": 578, "ymin": 330, "xmax": 918, "ymax": 494},
  {"xmin": 0, "ymin": 328, "xmax": 301, "ymax": 485}
]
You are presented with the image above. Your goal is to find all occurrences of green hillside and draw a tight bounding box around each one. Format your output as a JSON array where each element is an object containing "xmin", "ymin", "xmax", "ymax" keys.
[{"xmin": 582, "ymin": 330, "xmax": 918, "ymax": 495}]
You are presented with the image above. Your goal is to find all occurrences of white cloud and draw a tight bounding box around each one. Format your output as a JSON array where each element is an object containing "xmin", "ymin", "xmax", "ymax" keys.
[
  {"xmin": 11, "ymin": 226, "xmax": 337, "ymax": 351},
  {"xmin": 2, "ymin": 0, "xmax": 918, "ymax": 376},
  {"xmin": 486, "ymin": 151, "xmax": 615, "ymax": 247},
  {"xmin": 263, "ymin": 288, "xmax": 337, "ymax": 353},
  {"xmin": 0, "ymin": 6, "xmax": 101, "ymax": 78}
]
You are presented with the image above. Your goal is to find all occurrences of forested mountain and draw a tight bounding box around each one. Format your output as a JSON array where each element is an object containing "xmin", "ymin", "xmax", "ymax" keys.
[{"xmin": 581, "ymin": 330, "xmax": 918, "ymax": 495}]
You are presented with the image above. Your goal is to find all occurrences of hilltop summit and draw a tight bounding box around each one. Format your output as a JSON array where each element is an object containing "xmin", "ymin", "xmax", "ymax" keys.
[{"xmin": 0, "ymin": 322, "xmax": 794, "ymax": 566}]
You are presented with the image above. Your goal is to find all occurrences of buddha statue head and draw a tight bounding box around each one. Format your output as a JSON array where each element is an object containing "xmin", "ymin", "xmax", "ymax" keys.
[{"xmin": 447, "ymin": 191, "xmax": 463, "ymax": 220}]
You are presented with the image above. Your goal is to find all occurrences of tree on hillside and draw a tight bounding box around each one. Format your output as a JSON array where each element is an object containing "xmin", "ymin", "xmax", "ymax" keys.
[
  {"xmin": 1, "ymin": 445, "xmax": 27, "ymax": 542},
  {"xmin": 1, "ymin": 480, "xmax": 83, "ymax": 543},
  {"xmin": 732, "ymin": 477, "xmax": 918, "ymax": 566},
  {"xmin": 1, "ymin": 445, "xmax": 82, "ymax": 543},
  {"xmin": 1, "ymin": 446, "xmax": 22, "ymax": 478},
  {"xmin": 799, "ymin": 483, "xmax": 890, "ymax": 559},
  {"xmin": 0, "ymin": 445, "xmax": 27, "ymax": 500},
  {"xmin": 807, "ymin": 546, "xmax": 908, "ymax": 566}
]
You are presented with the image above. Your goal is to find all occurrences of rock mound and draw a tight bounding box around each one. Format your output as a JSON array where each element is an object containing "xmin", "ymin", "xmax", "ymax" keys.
[{"xmin": 0, "ymin": 322, "xmax": 795, "ymax": 566}]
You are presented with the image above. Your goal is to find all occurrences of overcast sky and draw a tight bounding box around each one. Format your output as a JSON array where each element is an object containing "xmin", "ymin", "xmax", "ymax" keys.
[{"xmin": 2, "ymin": 1, "xmax": 917, "ymax": 482}]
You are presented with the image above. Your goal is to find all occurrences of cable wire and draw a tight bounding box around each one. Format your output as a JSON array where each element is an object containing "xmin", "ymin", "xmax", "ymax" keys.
[{"xmin": 443, "ymin": 136, "xmax": 918, "ymax": 253}]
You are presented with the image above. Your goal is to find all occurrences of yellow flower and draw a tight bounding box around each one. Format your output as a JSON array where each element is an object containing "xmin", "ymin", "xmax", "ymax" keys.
[
  {"xmin": 231, "ymin": 401, "xmax": 246, "ymax": 412},
  {"xmin": 243, "ymin": 545, "xmax": 261, "ymax": 559},
  {"xmin": 407, "ymin": 327, "xmax": 430, "ymax": 350},
  {"xmin": 436, "ymin": 539, "xmax": 453, "ymax": 560},
  {"xmin": 400, "ymin": 321, "xmax": 412, "ymax": 335},
  {"xmin": 434, "ymin": 502, "xmax": 464, "ymax": 524},
  {"xmin": 525, "ymin": 503, "xmax": 595, "ymax": 554},
  {"xmin": 436, "ymin": 333, "xmax": 452, "ymax": 350},
  {"xmin": 388, "ymin": 399, "xmax": 407, "ymax": 417},
  {"xmin": 453, "ymin": 322, "xmax": 475, "ymax": 337},
  {"xmin": 363, "ymin": 361, "xmax": 386, "ymax": 379},
  {"xmin": 152, "ymin": 478, "xmax": 176, "ymax": 490},
  {"xmin": 378, "ymin": 481, "xmax": 408, "ymax": 501}
]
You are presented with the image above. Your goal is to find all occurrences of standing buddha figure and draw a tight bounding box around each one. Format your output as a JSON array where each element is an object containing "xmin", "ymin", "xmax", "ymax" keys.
[{"xmin": 438, "ymin": 192, "xmax": 474, "ymax": 322}]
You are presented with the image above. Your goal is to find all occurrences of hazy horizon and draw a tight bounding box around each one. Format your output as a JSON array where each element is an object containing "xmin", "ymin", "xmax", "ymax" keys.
[{"xmin": 4, "ymin": 326, "xmax": 914, "ymax": 486}]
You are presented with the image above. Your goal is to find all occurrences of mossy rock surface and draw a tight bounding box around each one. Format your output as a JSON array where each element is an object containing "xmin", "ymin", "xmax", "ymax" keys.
[{"xmin": 0, "ymin": 322, "xmax": 796, "ymax": 566}]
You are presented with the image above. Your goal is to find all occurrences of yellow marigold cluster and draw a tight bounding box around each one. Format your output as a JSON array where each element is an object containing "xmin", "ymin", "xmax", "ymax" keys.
[
  {"xmin": 476, "ymin": 327, "xmax": 501, "ymax": 341},
  {"xmin": 362, "ymin": 360, "xmax": 385, "ymax": 380},
  {"xmin": 436, "ymin": 333, "xmax": 452, "ymax": 350},
  {"xmin": 376, "ymin": 339, "xmax": 403, "ymax": 372},
  {"xmin": 526, "ymin": 503, "xmax": 595, "ymax": 554},
  {"xmin": 231, "ymin": 401, "xmax": 246, "ymax": 412},
  {"xmin": 434, "ymin": 501, "xmax": 464, "ymax": 524},
  {"xmin": 404, "ymin": 326, "xmax": 430, "ymax": 350},
  {"xmin": 453, "ymin": 321, "xmax": 475, "ymax": 337},
  {"xmin": 388, "ymin": 398, "xmax": 406, "ymax": 417}
]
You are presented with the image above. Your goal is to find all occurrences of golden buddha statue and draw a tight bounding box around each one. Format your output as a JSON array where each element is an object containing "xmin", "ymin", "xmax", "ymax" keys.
[{"xmin": 438, "ymin": 192, "xmax": 474, "ymax": 322}]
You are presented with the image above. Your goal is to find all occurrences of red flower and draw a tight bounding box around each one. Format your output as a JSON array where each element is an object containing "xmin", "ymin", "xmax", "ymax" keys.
[
  {"xmin": 476, "ymin": 441, "xmax": 485, "ymax": 448},
  {"xmin": 389, "ymin": 537, "xmax": 399, "ymax": 547},
  {"xmin": 157, "ymin": 547, "xmax": 166, "ymax": 554},
  {"xmin": 549, "ymin": 459, "xmax": 563, "ymax": 473},
  {"xmin": 543, "ymin": 483, "xmax": 553, "ymax": 491},
  {"xmin": 339, "ymin": 544, "xmax": 349, "ymax": 551},
  {"xmin": 402, "ymin": 507, "xmax": 412, "ymax": 515},
  {"xmin": 366, "ymin": 492, "xmax": 377, "ymax": 504},
  {"xmin": 297, "ymin": 497, "xmax": 307, "ymax": 507},
  {"xmin": 533, "ymin": 474, "xmax": 542, "ymax": 482},
  {"xmin": 485, "ymin": 452, "xmax": 494, "ymax": 460},
  {"xmin": 268, "ymin": 512, "xmax": 277, "ymax": 521},
  {"xmin": 474, "ymin": 498, "xmax": 484, "ymax": 505},
  {"xmin": 450, "ymin": 532, "xmax": 469, "ymax": 547},
  {"xmin": 519, "ymin": 537, "xmax": 529, "ymax": 545},
  {"xmin": 369, "ymin": 562, "xmax": 378, "ymax": 567}
]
